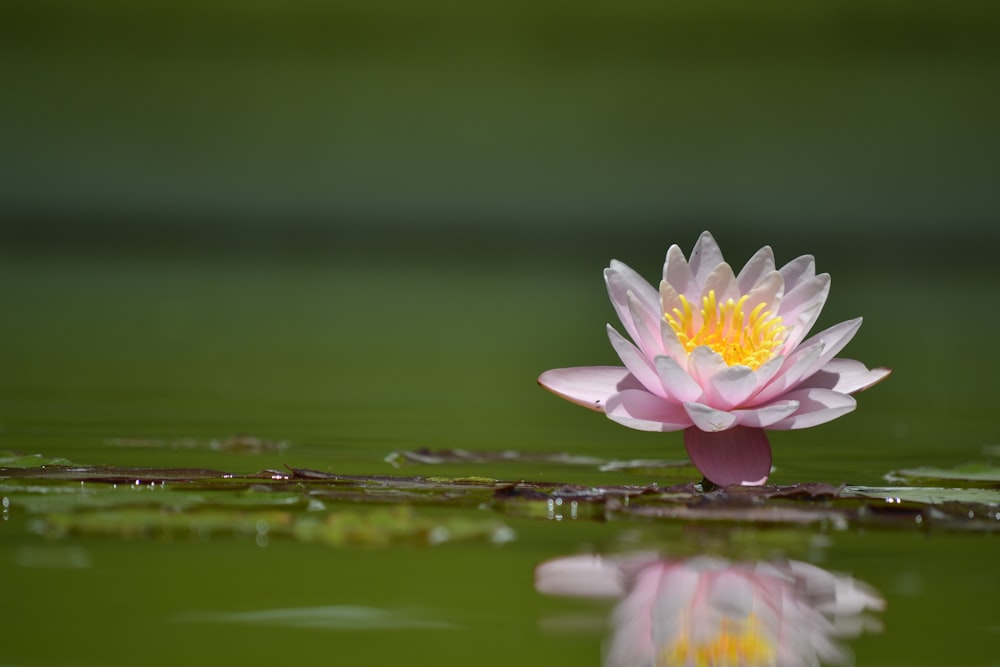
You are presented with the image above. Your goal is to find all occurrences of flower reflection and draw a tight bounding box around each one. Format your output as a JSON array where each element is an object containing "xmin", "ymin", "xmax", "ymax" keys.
[
  {"xmin": 536, "ymin": 553, "xmax": 884, "ymax": 666},
  {"xmin": 538, "ymin": 231, "xmax": 889, "ymax": 487}
]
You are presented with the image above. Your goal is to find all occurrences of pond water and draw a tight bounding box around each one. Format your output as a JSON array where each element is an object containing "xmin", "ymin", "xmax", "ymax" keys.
[{"xmin": 2, "ymin": 246, "xmax": 999, "ymax": 666}]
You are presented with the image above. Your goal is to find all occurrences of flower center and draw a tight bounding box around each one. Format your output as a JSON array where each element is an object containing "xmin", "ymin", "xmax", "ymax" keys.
[
  {"xmin": 657, "ymin": 613, "xmax": 775, "ymax": 667},
  {"xmin": 664, "ymin": 290, "xmax": 786, "ymax": 370}
]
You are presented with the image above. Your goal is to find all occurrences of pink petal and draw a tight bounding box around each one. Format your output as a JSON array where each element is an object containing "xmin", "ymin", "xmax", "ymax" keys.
[
  {"xmin": 741, "ymin": 270, "xmax": 784, "ymax": 318},
  {"xmin": 659, "ymin": 318, "xmax": 692, "ymax": 365},
  {"xmin": 687, "ymin": 346, "xmax": 729, "ymax": 386},
  {"xmin": 767, "ymin": 388, "xmax": 857, "ymax": 430},
  {"xmin": 534, "ymin": 555, "xmax": 627, "ymax": 599},
  {"xmin": 605, "ymin": 263, "xmax": 659, "ymax": 350},
  {"xmin": 538, "ymin": 366, "xmax": 641, "ymax": 411},
  {"xmin": 701, "ymin": 365, "xmax": 758, "ymax": 410},
  {"xmin": 778, "ymin": 254, "xmax": 816, "ymax": 291},
  {"xmin": 684, "ymin": 427, "xmax": 772, "ymax": 486},
  {"xmin": 606, "ymin": 390, "xmax": 691, "ymax": 431},
  {"xmin": 732, "ymin": 399, "xmax": 800, "ymax": 427},
  {"xmin": 792, "ymin": 318, "xmax": 864, "ymax": 376},
  {"xmin": 654, "ymin": 355, "xmax": 703, "ymax": 403},
  {"xmin": 736, "ymin": 245, "xmax": 776, "ymax": 294},
  {"xmin": 753, "ymin": 341, "xmax": 825, "ymax": 404},
  {"xmin": 662, "ymin": 244, "xmax": 698, "ymax": 300},
  {"xmin": 701, "ymin": 262, "xmax": 739, "ymax": 302},
  {"xmin": 607, "ymin": 260, "xmax": 660, "ymax": 314},
  {"xmin": 628, "ymin": 290, "xmax": 666, "ymax": 358},
  {"xmin": 751, "ymin": 354, "xmax": 785, "ymax": 393},
  {"xmin": 795, "ymin": 358, "xmax": 892, "ymax": 395},
  {"xmin": 776, "ymin": 273, "xmax": 830, "ymax": 351},
  {"xmin": 688, "ymin": 231, "xmax": 726, "ymax": 286},
  {"xmin": 659, "ymin": 278, "xmax": 682, "ymax": 316},
  {"xmin": 683, "ymin": 402, "xmax": 738, "ymax": 432},
  {"xmin": 758, "ymin": 318, "xmax": 864, "ymax": 403},
  {"xmin": 607, "ymin": 325, "xmax": 664, "ymax": 396}
]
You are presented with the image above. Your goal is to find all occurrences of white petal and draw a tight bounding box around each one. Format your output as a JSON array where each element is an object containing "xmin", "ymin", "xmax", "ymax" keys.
[
  {"xmin": 701, "ymin": 262, "xmax": 739, "ymax": 302},
  {"xmin": 741, "ymin": 270, "xmax": 784, "ymax": 318},
  {"xmin": 606, "ymin": 390, "xmax": 691, "ymax": 431},
  {"xmin": 701, "ymin": 364, "xmax": 758, "ymax": 410},
  {"xmin": 687, "ymin": 346, "xmax": 729, "ymax": 386},
  {"xmin": 777, "ymin": 273, "xmax": 830, "ymax": 351},
  {"xmin": 732, "ymin": 399, "xmax": 800, "ymax": 427},
  {"xmin": 683, "ymin": 402, "xmax": 738, "ymax": 432},
  {"xmin": 659, "ymin": 319, "xmax": 692, "ymax": 367},
  {"xmin": 608, "ymin": 260, "xmax": 659, "ymax": 314},
  {"xmin": 778, "ymin": 254, "xmax": 816, "ymax": 291},
  {"xmin": 538, "ymin": 366, "xmax": 640, "ymax": 411},
  {"xmin": 605, "ymin": 263, "xmax": 659, "ymax": 349},
  {"xmin": 767, "ymin": 388, "xmax": 857, "ymax": 430},
  {"xmin": 628, "ymin": 290, "xmax": 666, "ymax": 359},
  {"xmin": 662, "ymin": 243, "xmax": 698, "ymax": 299},
  {"xmin": 659, "ymin": 279, "xmax": 682, "ymax": 321},
  {"xmin": 654, "ymin": 355, "xmax": 703, "ymax": 403},
  {"xmin": 793, "ymin": 318, "xmax": 863, "ymax": 375},
  {"xmin": 688, "ymin": 231, "xmax": 726, "ymax": 286},
  {"xmin": 751, "ymin": 355, "xmax": 785, "ymax": 393},
  {"xmin": 752, "ymin": 341, "xmax": 825, "ymax": 404},
  {"xmin": 607, "ymin": 325, "xmax": 664, "ymax": 396},
  {"xmin": 795, "ymin": 358, "xmax": 891, "ymax": 395},
  {"xmin": 736, "ymin": 245, "xmax": 776, "ymax": 294}
]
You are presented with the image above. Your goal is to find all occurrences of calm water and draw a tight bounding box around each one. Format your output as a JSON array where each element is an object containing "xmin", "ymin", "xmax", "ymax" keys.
[{"xmin": 2, "ymin": 248, "xmax": 999, "ymax": 666}]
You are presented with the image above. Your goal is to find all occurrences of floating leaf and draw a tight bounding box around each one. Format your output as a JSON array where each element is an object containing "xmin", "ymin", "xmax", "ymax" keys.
[
  {"xmin": 5, "ymin": 454, "xmax": 1000, "ymax": 536},
  {"xmin": 885, "ymin": 463, "xmax": 1000, "ymax": 486},
  {"xmin": 106, "ymin": 434, "xmax": 290, "ymax": 454},
  {"xmin": 385, "ymin": 448, "xmax": 605, "ymax": 468},
  {"xmin": 844, "ymin": 485, "xmax": 1000, "ymax": 506},
  {"xmin": 0, "ymin": 451, "xmax": 76, "ymax": 468}
]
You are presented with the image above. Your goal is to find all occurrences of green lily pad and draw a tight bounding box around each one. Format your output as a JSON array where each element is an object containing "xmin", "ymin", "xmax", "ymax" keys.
[
  {"xmin": 885, "ymin": 463, "xmax": 1000, "ymax": 486},
  {"xmin": 0, "ymin": 451, "xmax": 76, "ymax": 468},
  {"xmin": 7, "ymin": 453, "xmax": 1000, "ymax": 538},
  {"xmin": 844, "ymin": 485, "xmax": 1000, "ymax": 506}
]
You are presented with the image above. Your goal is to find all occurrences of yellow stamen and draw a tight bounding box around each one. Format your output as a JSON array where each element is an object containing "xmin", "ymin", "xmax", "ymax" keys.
[
  {"xmin": 664, "ymin": 290, "xmax": 786, "ymax": 370},
  {"xmin": 657, "ymin": 613, "xmax": 776, "ymax": 667}
]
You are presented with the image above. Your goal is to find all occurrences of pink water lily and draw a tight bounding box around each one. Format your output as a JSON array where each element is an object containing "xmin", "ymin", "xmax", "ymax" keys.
[{"xmin": 538, "ymin": 231, "xmax": 889, "ymax": 486}]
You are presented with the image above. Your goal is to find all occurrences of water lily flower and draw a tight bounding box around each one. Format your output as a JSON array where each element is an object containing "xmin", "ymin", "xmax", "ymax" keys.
[
  {"xmin": 539, "ymin": 232, "xmax": 889, "ymax": 486},
  {"xmin": 535, "ymin": 553, "xmax": 885, "ymax": 667}
]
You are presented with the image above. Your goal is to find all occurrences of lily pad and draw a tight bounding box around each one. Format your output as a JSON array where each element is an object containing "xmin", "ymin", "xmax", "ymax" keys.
[
  {"xmin": 844, "ymin": 485, "xmax": 1000, "ymax": 506},
  {"xmin": 0, "ymin": 451, "xmax": 76, "ymax": 468},
  {"xmin": 6, "ymin": 454, "xmax": 1000, "ymax": 539},
  {"xmin": 885, "ymin": 463, "xmax": 1000, "ymax": 487},
  {"xmin": 106, "ymin": 434, "xmax": 290, "ymax": 454}
]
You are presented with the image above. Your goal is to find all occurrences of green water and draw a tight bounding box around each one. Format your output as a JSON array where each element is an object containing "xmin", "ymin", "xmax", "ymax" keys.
[{"xmin": 2, "ymin": 248, "xmax": 999, "ymax": 666}]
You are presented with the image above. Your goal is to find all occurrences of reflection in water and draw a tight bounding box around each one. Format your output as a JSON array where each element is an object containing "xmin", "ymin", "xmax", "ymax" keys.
[{"xmin": 536, "ymin": 553, "xmax": 883, "ymax": 666}]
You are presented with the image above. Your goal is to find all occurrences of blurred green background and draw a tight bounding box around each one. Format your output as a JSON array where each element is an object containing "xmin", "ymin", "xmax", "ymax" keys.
[
  {"xmin": 2, "ymin": 0, "xmax": 998, "ymax": 256},
  {"xmin": 2, "ymin": 0, "xmax": 999, "ymax": 476}
]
